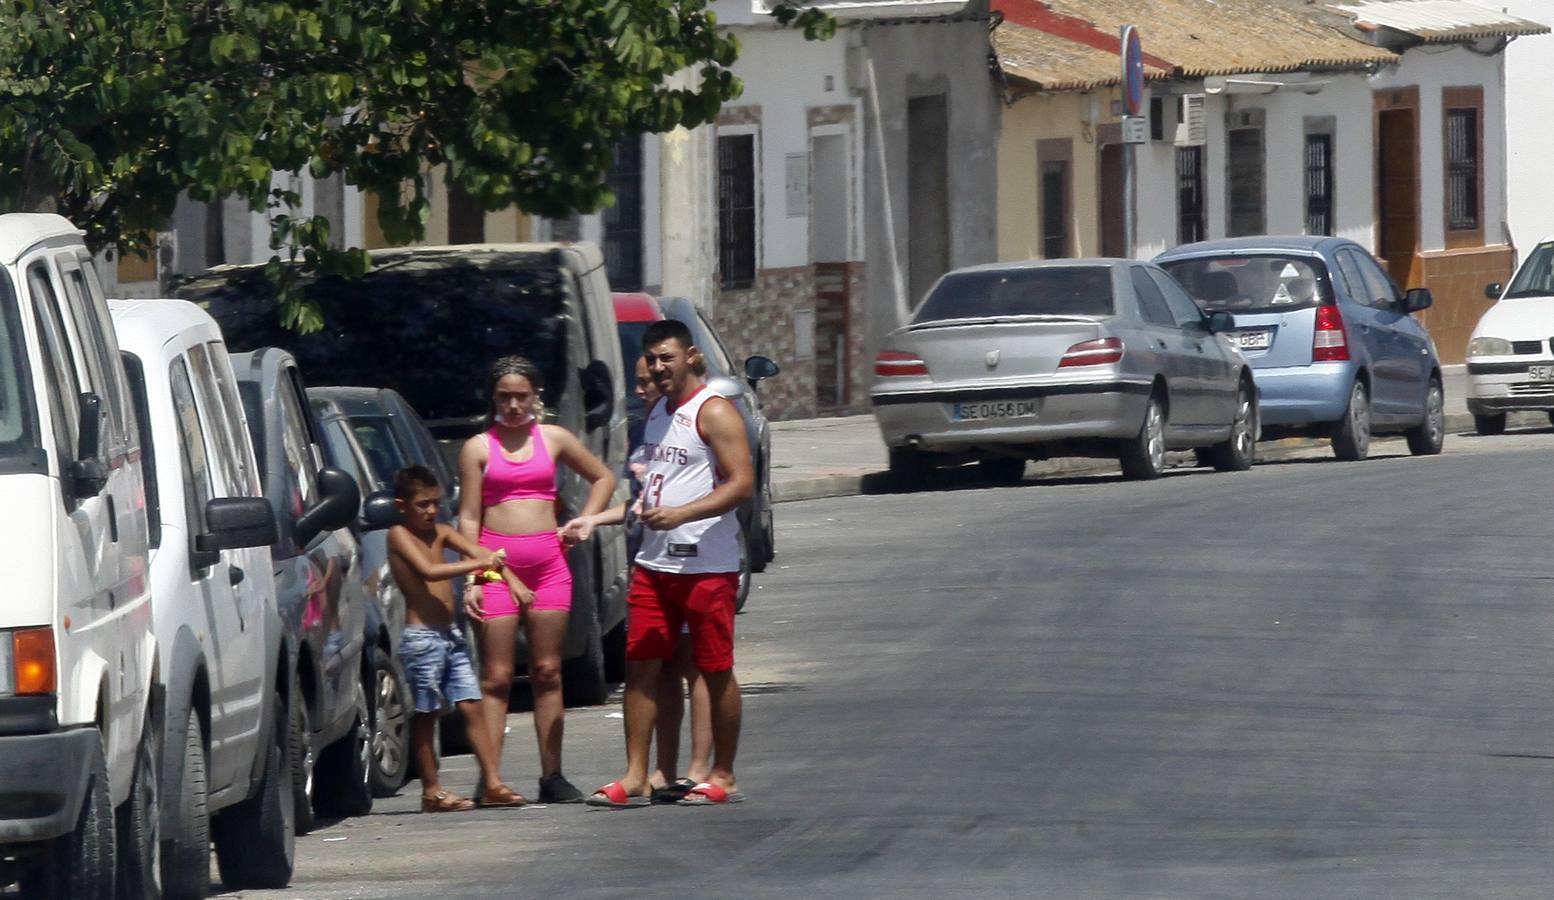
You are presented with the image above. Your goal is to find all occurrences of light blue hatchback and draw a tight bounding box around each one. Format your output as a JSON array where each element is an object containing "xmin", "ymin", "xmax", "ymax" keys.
[{"xmin": 1156, "ymin": 236, "xmax": 1445, "ymax": 460}]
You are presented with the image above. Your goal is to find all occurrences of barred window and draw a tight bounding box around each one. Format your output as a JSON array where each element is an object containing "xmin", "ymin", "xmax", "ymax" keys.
[
  {"xmin": 1447, "ymin": 108, "xmax": 1479, "ymax": 231},
  {"xmin": 1305, "ymin": 133, "xmax": 1333, "ymax": 237},
  {"xmin": 1177, "ymin": 146, "xmax": 1205, "ymax": 245},
  {"xmin": 717, "ymin": 134, "xmax": 756, "ymax": 289}
]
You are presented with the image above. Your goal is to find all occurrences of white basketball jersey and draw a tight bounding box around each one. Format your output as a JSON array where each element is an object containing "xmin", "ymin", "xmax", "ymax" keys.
[{"xmin": 632, "ymin": 387, "xmax": 741, "ymax": 574}]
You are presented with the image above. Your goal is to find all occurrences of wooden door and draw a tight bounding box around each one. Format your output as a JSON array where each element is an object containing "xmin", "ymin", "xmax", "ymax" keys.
[{"xmin": 1377, "ymin": 107, "xmax": 1420, "ymax": 288}]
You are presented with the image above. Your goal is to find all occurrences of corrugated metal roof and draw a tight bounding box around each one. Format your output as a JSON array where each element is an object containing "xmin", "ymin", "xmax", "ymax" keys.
[
  {"xmin": 1330, "ymin": 0, "xmax": 1549, "ymax": 42},
  {"xmin": 993, "ymin": 0, "xmax": 1397, "ymax": 92}
]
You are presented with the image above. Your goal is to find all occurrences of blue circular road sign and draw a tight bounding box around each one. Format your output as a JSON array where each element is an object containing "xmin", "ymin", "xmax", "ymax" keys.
[{"xmin": 1121, "ymin": 25, "xmax": 1144, "ymax": 117}]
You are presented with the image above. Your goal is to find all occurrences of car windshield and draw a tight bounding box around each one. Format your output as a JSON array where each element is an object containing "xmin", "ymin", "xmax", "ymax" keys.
[
  {"xmin": 912, "ymin": 267, "xmax": 1114, "ymax": 325},
  {"xmin": 174, "ymin": 251, "xmax": 572, "ymax": 428},
  {"xmin": 349, "ymin": 416, "xmax": 409, "ymax": 483},
  {"xmin": 0, "ymin": 271, "xmax": 39, "ymax": 467},
  {"xmin": 1504, "ymin": 241, "xmax": 1554, "ymax": 299},
  {"xmin": 1159, "ymin": 255, "xmax": 1325, "ymax": 313}
]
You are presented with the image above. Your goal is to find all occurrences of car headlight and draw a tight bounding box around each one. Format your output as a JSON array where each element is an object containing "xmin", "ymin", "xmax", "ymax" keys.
[{"xmin": 1468, "ymin": 336, "xmax": 1513, "ymax": 357}]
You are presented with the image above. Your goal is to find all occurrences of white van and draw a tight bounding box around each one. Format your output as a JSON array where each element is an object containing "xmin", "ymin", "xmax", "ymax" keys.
[
  {"xmin": 0, "ymin": 214, "xmax": 158, "ymax": 899},
  {"xmin": 111, "ymin": 298, "xmax": 294, "ymax": 897}
]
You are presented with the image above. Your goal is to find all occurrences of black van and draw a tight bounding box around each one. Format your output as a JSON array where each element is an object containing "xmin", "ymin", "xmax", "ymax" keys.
[{"xmin": 176, "ymin": 244, "xmax": 631, "ymax": 705}]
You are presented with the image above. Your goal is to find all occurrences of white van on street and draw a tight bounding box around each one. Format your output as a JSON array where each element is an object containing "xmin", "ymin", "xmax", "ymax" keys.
[
  {"xmin": 112, "ymin": 298, "xmax": 295, "ymax": 897},
  {"xmin": 0, "ymin": 214, "xmax": 159, "ymax": 899}
]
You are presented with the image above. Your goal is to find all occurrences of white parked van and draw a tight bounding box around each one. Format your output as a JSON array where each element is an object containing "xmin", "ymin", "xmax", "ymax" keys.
[
  {"xmin": 111, "ymin": 298, "xmax": 294, "ymax": 897},
  {"xmin": 0, "ymin": 214, "xmax": 159, "ymax": 899}
]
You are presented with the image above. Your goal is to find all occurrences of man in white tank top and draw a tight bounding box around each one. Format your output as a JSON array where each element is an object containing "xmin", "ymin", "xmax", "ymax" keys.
[{"xmin": 588, "ymin": 319, "xmax": 754, "ymax": 808}]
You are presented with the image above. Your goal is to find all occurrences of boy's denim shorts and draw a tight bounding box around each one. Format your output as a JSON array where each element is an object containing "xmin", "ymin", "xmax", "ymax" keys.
[{"xmin": 400, "ymin": 625, "xmax": 482, "ymax": 714}]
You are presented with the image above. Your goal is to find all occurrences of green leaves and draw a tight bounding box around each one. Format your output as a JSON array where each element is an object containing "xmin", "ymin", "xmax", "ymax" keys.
[{"xmin": 0, "ymin": 0, "xmax": 832, "ymax": 331}]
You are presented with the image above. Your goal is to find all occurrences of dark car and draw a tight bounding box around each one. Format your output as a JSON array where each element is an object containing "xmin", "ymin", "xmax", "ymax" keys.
[
  {"xmin": 309, "ymin": 393, "xmax": 412, "ymax": 798},
  {"xmin": 232, "ymin": 347, "xmax": 379, "ymax": 832},
  {"xmin": 613, "ymin": 293, "xmax": 780, "ymax": 609},
  {"xmin": 309, "ymin": 386, "xmax": 460, "ymax": 522},
  {"xmin": 176, "ymin": 244, "xmax": 631, "ymax": 706}
]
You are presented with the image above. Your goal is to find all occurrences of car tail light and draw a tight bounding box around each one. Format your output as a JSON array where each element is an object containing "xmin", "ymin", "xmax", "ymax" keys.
[
  {"xmin": 12, "ymin": 627, "xmax": 55, "ymax": 695},
  {"xmin": 875, "ymin": 350, "xmax": 929, "ymax": 377},
  {"xmin": 1312, "ymin": 303, "xmax": 1349, "ymax": 361},
  {"xmin": 1059, "ymin": 337, "xmax": 1124, "ymax": 367}
]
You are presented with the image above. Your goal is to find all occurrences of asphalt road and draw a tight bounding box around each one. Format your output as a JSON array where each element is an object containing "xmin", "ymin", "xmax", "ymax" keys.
[{"xmin": 229, "ymin": 425, "xmax": 1554, "ymax": 899}]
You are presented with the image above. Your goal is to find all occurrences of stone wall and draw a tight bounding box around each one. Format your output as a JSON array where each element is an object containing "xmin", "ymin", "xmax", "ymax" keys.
[
  {"xmin": 712, "ymin": 265, "xmax": 818, "ymax": 420},
  {"xmin": 1416, "ymin": 244, "xmax": 1516, "ymax": 364}
]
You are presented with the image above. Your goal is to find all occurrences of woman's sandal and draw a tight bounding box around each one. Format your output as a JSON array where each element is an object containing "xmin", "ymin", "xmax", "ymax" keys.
[
  {"xmin": 475, "ymin": 783, "xmax": 528, "ymax": 808},
  {"xmin": 421, "ymin": 791, "xmax": 476, "ymax": 813}
]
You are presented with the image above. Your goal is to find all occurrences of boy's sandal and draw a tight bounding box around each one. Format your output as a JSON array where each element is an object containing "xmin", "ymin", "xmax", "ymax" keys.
[
  {"xmin": 650, "ymin": 778, "xmax": 698, "ymax": 805},
  {"xmin": 475, "ymin": 783, "xmax": 528, "ymax": 808},
  {"xmin": 421, "ymin": 791, "xmax": 476, "ymax": 813}
]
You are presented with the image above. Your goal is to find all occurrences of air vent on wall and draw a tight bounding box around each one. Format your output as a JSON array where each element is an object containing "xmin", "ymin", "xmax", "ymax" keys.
[{"xmin": 1175, "ymin": 94, "xmax": 1207, "ymax": 147}]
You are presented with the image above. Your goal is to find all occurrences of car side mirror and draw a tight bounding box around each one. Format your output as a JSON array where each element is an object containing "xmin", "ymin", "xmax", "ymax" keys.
[
  {"xmin": 1402, "ymin": 287, "xmax": 1433, "ymax": 314},
  {"xmin": 71, "ymin": 391, "xmax": 109, "ymax": 497},
  {"xmin": 360, "ymin": 489, "xmax": 401, "ymax": 531},
  {"xmin": 744, "ymin": 355, "xmax": 780, "ymax": 390},
  {"xmin": 296, "ymin": 467, "xmax": 361, "ymax": 545},
  {"xmin": 1485, "ymin": 282, "xmax": 1503, "ymax": 300},
  {"xmin": 193, "ymin": 497, "xmax": 279, "ymax": 567},
  {"xmin": 1205, "ymin": 311, "xmax": 1235, "ymax": 334},
  {"xmin": 581, "ymin": 359, "xmax": 613, "ymax": 431}
]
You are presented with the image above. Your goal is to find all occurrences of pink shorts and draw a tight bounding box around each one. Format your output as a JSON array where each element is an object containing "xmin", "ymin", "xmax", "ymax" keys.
[{"xmin": 479, "ymin": 529, "xmax": 572, "ymax": 616}]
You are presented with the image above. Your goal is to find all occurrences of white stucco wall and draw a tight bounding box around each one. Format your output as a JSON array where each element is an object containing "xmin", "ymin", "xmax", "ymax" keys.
[
  {"xmin": 723, "ymin": 26, "xmax": 862, "ymax": 270},
  {"xmin": 1501, "ymin": 2, "xmax": 1554, "ymax": 251}
]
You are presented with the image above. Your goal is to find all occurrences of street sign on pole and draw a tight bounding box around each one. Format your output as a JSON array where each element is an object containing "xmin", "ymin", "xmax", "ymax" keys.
[
  {"xmin": 1121, "ymin": 24, "xmax": 1144, "ymax": 118},
  {"xmin": 1121, "ymin": 24, "xmax": 1142, "ymax": 259}
]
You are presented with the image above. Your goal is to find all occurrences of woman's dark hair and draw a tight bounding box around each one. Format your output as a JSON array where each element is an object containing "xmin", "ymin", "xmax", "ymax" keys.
[{"xmin": 488, "ymin": 355, "xmax": 544, "ymax": 395}]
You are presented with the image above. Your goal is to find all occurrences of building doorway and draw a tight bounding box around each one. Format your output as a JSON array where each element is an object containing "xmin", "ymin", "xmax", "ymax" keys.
[
  {"xmin": 1099, "ymin": 143, "xmax": 1126, "ymax": 257},
  {"xmin": 1376, "ymin": 98, "xmax": 1420, "ymax": 288},
  {"xmin": 810, "ymin": 130, "xmax": 853, "ymax": 410}
]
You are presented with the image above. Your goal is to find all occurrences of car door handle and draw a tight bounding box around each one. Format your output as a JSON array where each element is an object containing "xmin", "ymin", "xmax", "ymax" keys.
[
  {"xmin": 230, "ymin": 566, "xmax": 245, "ymax": 587},
  {"xmin": 1153, "ymin": 339, "xmax": 1168, "ymax": 350}
]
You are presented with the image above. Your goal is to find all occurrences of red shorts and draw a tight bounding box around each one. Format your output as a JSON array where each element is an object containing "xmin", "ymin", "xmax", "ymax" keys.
[{"xmin": 626, "ymin": 568, "xmax": 738, "ymax": 672}]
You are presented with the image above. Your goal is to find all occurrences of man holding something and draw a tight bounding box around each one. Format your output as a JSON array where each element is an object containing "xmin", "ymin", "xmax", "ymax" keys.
[{"xmin": 588, "ymin": 319, "xmax": 753, "ymax": 808}]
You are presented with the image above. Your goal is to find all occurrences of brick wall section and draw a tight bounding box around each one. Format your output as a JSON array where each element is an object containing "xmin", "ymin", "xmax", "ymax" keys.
[
  {"xmin": 1416, "ymin": 244, "xmax": 1516, "ymax": 364},
  {"xmin": 713, "ymin": 266, "xmax": 819, "ymax": 420},
  {"xmin": 844, "ymin": 262, "xmax": 869, "ymax": 414}
]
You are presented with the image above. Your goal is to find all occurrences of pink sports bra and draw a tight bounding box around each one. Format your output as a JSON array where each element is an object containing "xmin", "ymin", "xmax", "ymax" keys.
[{"xmin": 481, "ymin": 426, "xmax": 557, "ymax": 505}]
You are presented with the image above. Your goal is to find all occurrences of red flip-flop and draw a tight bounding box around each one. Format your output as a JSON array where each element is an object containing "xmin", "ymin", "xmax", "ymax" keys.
[
  {"xmin": 676, "ymin": 782, "xmax": 746, "ymax": 806},
  {"xmin": 585, "ymin": 781, "xmax": 650, "ymax": 809}
]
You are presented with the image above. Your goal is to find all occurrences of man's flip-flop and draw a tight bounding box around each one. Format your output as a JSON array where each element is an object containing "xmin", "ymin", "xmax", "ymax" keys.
[
  {"xmin": 585, "ymin": 781, "xmax": 650, "ymax": 809},
  {"xmin": 676, "ymin": 783, "xmax": 746, "ymax": 806},
  {"xmin": 650, "ymin": 778, "xmax": 697, "ymax": 805}
]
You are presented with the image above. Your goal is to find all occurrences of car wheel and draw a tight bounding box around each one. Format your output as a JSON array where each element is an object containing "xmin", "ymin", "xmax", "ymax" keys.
[
  {"xmin": 1204, "ymin": 381, "xmax": 1258, "ymax": 472},
  {"xmin": 313, "ymin": 676, "xmax": 373, "ymax": 818},
  {"xmin": 1120, "ymin": 394, "xmax": 1167, "ymax": 480},
  {"xmin": 1474, "ymin": 412, "xmax": 1507, "ymax": 436},
  {"xmin": 212, "ymin": 691, "xmax": 295, "ymax": 890},
  {"xmin": 735, "ymin": 528, "xmax": 753, "ymax": 613},
  {"xmin": 978, "ymin": 457, "xmax": 1027, "ymax": 485},
  {"xmin": 887, "ymin": 446, "xmax": 935, "ymax": 490},
  {"xmin": 161, "ymin": 707, "xmax": 209, "ymax": 900},
  {"xmin": 116, "ymin": 702, "xmax": 161, "ymax": 900},
  {"xmin": 21, "ymin": 729, "xmax": 115, "ymax": 899},
  {"xmin": 1332, "ymin": 381, "xmax": 1371, "ymax": 461},
  {"xmin": 367, "ymin": 647, "xmax": 410, "ymax": 799},
  {"xmin": 287, "ymin": 677, "xmax": 315, "ymax": 835},
  {"xmin": 1405, "ymin": 378, "xmax": 1446, "ymax": 456}
]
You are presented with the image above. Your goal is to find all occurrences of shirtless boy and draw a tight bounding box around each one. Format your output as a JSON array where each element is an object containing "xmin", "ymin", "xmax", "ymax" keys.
[{"xmin": 388, "ymin": 464, "xmax": 530, "ymax": 811}]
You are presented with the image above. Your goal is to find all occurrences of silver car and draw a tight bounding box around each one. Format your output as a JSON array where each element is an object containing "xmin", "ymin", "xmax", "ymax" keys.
[{"xmin": 870, "ymin": 259, "xmax": 1258, "ymax": 482}]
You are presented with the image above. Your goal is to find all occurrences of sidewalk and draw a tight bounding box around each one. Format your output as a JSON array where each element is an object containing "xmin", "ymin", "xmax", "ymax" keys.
[{"xmin": 768, "ymin": 365, "xmax": 1521, "ymax": 503}]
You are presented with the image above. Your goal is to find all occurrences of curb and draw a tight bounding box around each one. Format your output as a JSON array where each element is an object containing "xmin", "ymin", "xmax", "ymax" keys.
[{"xmin": 771, "ymin": 410, "xmax": 1487, "ymax": 504}]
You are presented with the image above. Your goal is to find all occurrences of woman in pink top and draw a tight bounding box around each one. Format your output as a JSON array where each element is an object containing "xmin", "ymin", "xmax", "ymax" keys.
[{"xmin": 458, "ymin": 356, "xmax": 616, "ymax": 804}]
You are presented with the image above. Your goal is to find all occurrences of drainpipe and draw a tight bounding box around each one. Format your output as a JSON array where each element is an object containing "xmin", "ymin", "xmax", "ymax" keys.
[{"xmin": 853, "ymin": 40, "xmax": 912, "ymax": 329}]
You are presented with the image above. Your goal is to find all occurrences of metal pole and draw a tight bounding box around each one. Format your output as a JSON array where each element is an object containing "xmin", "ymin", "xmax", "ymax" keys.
[{"xmin": 1124, "ymin": 134, "xmax": 1135, "ymax": 259}]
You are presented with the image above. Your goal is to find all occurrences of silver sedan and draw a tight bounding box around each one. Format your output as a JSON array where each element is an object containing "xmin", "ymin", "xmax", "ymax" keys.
[{"xmin": 870, "ymin": 259, "xmax": 1258, "ymax": 483}]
